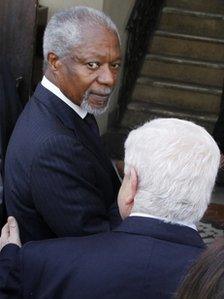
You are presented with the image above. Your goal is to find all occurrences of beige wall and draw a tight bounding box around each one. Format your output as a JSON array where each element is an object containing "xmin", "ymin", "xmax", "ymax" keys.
[
  {"xmin": 103, "ymin": 0, "xmax": 135, "ymax": 115},
  {"xmin": 38, "ymin": 0, "xmax": 135, "ymax": 134},
  {"xmin": 39, "ymin": 0, "xmax": 104, "ymax": 19},
  {"xmin": 99, "ymin": 0, "xmax": 135, "ymax": 133}
]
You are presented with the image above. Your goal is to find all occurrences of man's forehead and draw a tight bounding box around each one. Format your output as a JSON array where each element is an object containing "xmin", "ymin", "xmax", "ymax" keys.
[
  {"xmin": 74, "ymin": 47, "xmax": 121, "ymax": 61},
  {"xmin": 80, "ymin": 25, "xmax": 120, "ymax": 45},
  {"xmin": 71, "ymin": 30, "xmax": 121, "ymax": 61}
]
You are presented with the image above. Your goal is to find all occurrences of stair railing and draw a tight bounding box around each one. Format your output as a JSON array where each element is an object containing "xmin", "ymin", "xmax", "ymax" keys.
[
  {"xmin": 118, "ymin": 0, "xmax": 165, "ymax": 122},
  {"xmin": 213, "ymin": 79, "xmax": 224, "ymax": 154}
]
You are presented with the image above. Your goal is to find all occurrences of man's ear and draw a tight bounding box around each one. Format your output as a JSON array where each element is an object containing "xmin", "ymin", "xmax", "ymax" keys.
[
  {"xmin": 124, "ymin": 168, "xmax": 138, "ymax": 209},
  {"xmin": 117, "ymin": 167, "xmax": 138, "ymax": 219},
  {"xmin": 47, "ymin": 52, "xmax": 61, "ymax": 71},
  {"xmin": 129, "ymin": 168, "xmax": 138, "ymax": 202}
]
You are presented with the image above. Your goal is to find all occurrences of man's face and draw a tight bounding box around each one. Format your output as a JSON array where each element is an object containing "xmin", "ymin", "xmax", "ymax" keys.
[{"xmin": 54, "ymin": 26, "xmax": 121, "ymax": 115}]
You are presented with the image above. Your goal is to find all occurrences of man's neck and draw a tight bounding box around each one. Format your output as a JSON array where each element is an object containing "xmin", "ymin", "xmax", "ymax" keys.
[
  {"xmin": 44, "ymin": 69, "xmax": 56, "ymax": 86},
  {"xmin": 129, "ymin": 212, "xmax": 197, "ymax": 231},
  {"xmin": 41, "ymin": 75, "xmax": 87, "ymax": 119}
]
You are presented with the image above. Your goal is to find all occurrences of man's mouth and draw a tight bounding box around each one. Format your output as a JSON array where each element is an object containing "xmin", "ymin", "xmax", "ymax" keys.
[
  {"xmin": 88, "ymin": 92, "xmax": 111, "ymax": 107},
  {"xmin": 90, "ymin": 91, "xmax": 110, "ymax": 98}
]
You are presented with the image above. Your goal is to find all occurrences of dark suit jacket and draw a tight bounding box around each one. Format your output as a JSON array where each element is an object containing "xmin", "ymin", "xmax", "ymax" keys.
[
  {"xmin": 0, "ymin": 217, "xmax": 204, "ymax": 299},
  {"xmin": 0, "ymin": 59, "xmax": 22, "ymax": 228},
  {"xmin": 0, "ymin": 59, "xmax": 22, "ymax": 167},
  {"xmin": 4, "ymin": 84, "xmax": 121, "ymax": 243}
]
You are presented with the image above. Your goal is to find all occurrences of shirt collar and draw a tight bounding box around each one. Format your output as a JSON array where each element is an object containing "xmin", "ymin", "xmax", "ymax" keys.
[
  {"xmin": 129, "ymin": 212, "xmax": 197, "ymax": 231},
  {"xmin": 41, "ymin": 76, "xmax": 87, "ymax": 119}
]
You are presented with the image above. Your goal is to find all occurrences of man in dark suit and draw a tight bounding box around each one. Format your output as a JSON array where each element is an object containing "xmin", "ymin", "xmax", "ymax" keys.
[
  {"xmin": 4, "ymin": 6, "xmax": 122, "ymax": 243},
  {"xmin": 0, "ymin": 118, "xmax": 220, "ymax": 299},
  {"xmin": 0, "ymin": 59, "xmax": 22, "ymax": 227}
]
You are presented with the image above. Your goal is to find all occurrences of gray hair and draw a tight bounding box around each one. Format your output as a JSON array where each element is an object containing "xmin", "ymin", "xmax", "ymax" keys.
[
  {"xmin": 124, "ymin": 118, "xmax": 220, "ymax": 225},
  {"xmin": 43, "ymin": 6, "xmax": 120, "ymax": 65}
]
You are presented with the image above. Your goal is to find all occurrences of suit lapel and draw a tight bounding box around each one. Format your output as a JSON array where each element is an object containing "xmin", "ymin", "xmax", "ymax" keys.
[{"xmin": 33, "ymin": 84, "xmax": 117, "ymax": 177}]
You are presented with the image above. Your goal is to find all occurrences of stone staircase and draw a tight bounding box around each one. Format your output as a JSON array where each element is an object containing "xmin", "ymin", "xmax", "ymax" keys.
[{"xmin": 104, "ymin": 0, "xmax": 224, "ymax": 159}]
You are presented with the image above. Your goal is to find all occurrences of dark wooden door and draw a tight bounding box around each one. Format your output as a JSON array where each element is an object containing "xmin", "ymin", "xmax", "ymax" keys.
[{"xmin": 0, "ymin": 0, "xmax": 38, "ymax": 104}]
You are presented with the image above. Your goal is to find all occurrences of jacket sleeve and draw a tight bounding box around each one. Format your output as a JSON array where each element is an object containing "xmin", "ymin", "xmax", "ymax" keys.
[
  {"xmin": 30, "ymin": 134, "xmax": 111, "ymax": 237},
  {"xmin": 0, "ymin": 244, "xmax": 22, "ymax": 299}
]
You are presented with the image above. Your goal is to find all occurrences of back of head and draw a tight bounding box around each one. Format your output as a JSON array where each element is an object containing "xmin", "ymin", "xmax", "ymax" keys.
[
  {"xmin": 124, "ymin": 118, "xmax": 220, "ymax": 224},
  {"xmin": 43, "ymin": 6, "xmax": 120, "ymax": 66}
]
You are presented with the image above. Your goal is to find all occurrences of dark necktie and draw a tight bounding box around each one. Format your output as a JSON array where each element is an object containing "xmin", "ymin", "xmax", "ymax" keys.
[{"xmin": 84, "ymin": 113, "xmax": 100, "ymax": 136}]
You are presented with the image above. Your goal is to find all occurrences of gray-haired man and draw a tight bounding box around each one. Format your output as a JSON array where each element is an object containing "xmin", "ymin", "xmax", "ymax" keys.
[{"xmin": 4, "ymin": 6, "xmax": 122, "ymax": 243}]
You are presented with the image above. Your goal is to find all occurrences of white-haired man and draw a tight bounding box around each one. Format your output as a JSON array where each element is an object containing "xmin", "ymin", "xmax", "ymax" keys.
[
  {"xmin": 0, "ymin": 119, "xmax": 220, "ymax": 299},
  {"xmin": 4, "ymin": 6, "xmax": 122, "ymax": 243}
]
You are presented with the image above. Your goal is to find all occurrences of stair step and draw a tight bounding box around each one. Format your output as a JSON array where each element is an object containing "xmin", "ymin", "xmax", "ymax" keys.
[
  {"xmin": 142, "ymin": 54, "xmax": 224, "ymax": 87},
  {"xmin": 121, "ymin": 101, "xmax": 217, "ymax": 133},
  {"xmin": 150, "ymin": 31, "xmax": 224, "ymax": 62},
  {"xmin": 133, "ymin": 77, "xmax": 222, "ymax": 114},
  {"xmin": 159, "ymin": 7, "xmax": 224, "ymax": 39},
  {"xmin": 166, "ymin": 0, "xmax": 224, "ymax": 15}
]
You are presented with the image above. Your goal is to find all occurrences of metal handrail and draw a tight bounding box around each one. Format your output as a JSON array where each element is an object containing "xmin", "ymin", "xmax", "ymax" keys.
[{"xmin": 118, "ymin": 0, "xmax": 165, "ymax": 122}]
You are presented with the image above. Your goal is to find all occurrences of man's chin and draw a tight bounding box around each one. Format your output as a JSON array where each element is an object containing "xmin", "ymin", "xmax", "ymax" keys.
[
  {"xmin": 86, "ymin": 104, "xmax": 109, "ymax": 116},
  {"xmin": 81, "ymin": 97, "xmax": 110, "ymax": 115}
]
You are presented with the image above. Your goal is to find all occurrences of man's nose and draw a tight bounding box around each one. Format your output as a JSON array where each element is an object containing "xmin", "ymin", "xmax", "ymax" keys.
[{"xmin": 97, "ymin": 65, "xmax": 116, "ymax": 87}]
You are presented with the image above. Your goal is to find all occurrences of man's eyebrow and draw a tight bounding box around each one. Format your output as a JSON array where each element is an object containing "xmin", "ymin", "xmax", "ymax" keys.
[
  {"xmin": 113, "ymin": 56, "xmax": 122, "ymax": 61},
  {"xmin": 70, "ymin": 54, "xmax": 86, "ymax": 62},
  {"xmin": 71, "ymin": 52, "xmax": 122, "ymax": 62}
]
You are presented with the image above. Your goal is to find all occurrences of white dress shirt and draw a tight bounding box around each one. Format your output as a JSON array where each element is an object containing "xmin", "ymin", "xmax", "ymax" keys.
[
  {"xmin": 41, "ymin": 76, "xmax": 87, "ymax": 119},
  {"xmin": 130, "ymin": 212, "xmax": 197, "ymax": 231}
]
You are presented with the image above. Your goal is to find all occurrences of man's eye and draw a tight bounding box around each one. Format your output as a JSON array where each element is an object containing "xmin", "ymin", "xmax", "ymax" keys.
[
  {"xmin": 87, "ymin": 62, "xmax": 100, "ymax": 70},
  {"xmin": 110, "ymin": 63, "xmax": 121, "ymax": 69}
]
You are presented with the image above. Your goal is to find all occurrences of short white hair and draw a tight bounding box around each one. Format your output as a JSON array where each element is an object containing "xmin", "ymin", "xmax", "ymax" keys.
[
  {"xmin": 124, "ymin": 118, "xmax": 220, "ymax": 224},
  {"xmin": 43, "ymin": 6, "xmax": 120, "ymax": 65}
]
